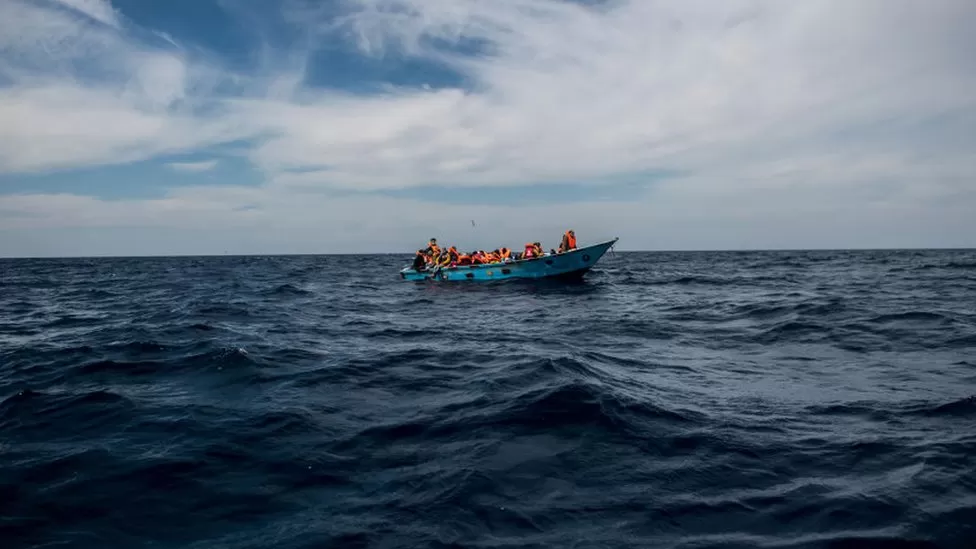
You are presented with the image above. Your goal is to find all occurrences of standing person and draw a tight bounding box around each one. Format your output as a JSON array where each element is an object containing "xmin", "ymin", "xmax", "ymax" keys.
[{"xmin": 558, "ymin": 230, "xmax": 577, "ymax": 253}]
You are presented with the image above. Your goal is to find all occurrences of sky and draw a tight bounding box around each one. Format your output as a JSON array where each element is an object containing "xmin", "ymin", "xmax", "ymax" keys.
[{"xmin": 1, "ymin": 0, "xmax": 974, "ymax": 257}]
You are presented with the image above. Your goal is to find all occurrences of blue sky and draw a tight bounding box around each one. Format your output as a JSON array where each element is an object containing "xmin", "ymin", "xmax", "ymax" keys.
[{"xmin": 1, "ymin": 0, "xmax": 975, "ymax": 256}]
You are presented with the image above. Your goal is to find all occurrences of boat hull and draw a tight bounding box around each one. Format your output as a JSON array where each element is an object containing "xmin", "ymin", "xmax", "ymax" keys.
[{"xmin": 399, "ymin": 238, "xmax": 618, "ymax": 282}]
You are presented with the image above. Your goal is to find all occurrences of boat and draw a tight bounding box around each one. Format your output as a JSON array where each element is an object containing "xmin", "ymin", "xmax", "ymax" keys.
[{"xmin": 399, "ymin": 238, "xmax": 618, "ymax": 281}]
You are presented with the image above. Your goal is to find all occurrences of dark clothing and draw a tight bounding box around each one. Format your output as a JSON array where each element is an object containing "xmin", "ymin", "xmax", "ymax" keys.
[{"xmin": 412, "ymin": 254, "xmax": 426, "ymax": 271}]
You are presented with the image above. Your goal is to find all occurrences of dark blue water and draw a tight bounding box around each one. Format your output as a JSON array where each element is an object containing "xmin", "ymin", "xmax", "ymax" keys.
[{"xmin": 2, "ymin": 250, "xmax": 975, "ymax": 549}]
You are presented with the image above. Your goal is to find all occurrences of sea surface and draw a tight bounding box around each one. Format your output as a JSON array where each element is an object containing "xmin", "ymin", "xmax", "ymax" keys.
[{"xmin": 1, "ymin": 249, "xmax": 975, "ymax": 549}]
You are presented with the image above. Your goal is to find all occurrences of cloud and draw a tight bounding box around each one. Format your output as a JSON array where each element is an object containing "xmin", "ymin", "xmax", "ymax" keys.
[
  {"xmin": 50, "ymin": 0, "xmax": 121, "ymax": 28},
  {"xmin": 0, "ymin": 0, "xmax": 261, "ymax": 175},
  {"xmin": 259, "ymin": 0, "xmax": 975, "ymax": 192},
  {"xmin": 167, "ymin": 159, "xmax": 220, "ymax": 172},
  {"xmin": 1, "ymin": 0, "xmax": 975, "ymax": 254}
]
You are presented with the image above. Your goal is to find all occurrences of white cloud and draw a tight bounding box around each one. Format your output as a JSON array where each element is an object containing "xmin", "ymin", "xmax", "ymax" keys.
[
  {"xmin": 259, "ymin": 0, "xmax": 975, "ymax": 191},
  {"xmin": 50, "ymin": 0, "xmax": 121, "ymax": 28},
  {"xmin": 167, "ymin": 159, "xmax": 219, "ymax": 172},
  {"xmin": 1, "ymin": 0, "xmax": 975, "ymax": 253},
  {"xmin": 0, "ymin": 0, "xmax": 263, "ymax": 174}
]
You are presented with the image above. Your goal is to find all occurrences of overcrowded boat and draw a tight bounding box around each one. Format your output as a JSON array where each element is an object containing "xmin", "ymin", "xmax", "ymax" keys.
[{"xmin": 399, "ymin": 230, "xmax": 618, "ymax": 281}]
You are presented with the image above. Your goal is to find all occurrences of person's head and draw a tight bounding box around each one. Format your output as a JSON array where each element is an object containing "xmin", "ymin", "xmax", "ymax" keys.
[{"xmin": 429, "ymin": 238, "xmax": 437, "ymax": 245}]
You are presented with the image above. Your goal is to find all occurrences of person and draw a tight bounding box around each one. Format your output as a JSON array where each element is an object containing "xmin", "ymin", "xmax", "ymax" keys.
[
  {"xmin": 558, "ymin": 230, "xmax": 577, "ymax": 253},
  {"xmin": 412, "ymin": 250, "xmax": 428, "ymax": 271},
  {"xmin": 434, "ymin": 250, "xmax": 452, "ymax": 268},
  {"xmin": 523, "ymin": 242, "xmax": 543, "ymax": 259},
  {"xmin": 422, "ymin": 238, "xmax": 440, "ymax": 258}
]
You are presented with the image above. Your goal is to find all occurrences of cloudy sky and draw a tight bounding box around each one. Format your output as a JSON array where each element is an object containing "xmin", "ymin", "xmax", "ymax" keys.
[{"xmin": 1, "ymin": 0, "xmax": 974, "ymax": 256}]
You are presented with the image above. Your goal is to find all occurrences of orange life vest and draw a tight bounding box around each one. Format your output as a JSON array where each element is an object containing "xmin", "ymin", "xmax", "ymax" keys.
[{"xmin": 565, "ymin": 231, "xmax": 577, "ymax": 249}]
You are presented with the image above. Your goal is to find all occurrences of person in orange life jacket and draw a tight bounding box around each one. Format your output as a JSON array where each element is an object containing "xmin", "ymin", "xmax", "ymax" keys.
[
  {"xmin": 423, "ymin": 238, "xmax": 440, "ymax": 257},
  {"xmin": 558, "ymin": 230, "xmax": 577, "ymax": 253},
  {"xmin": 522, "ymin": 242, "xmax": 543, "ymax": 259}
]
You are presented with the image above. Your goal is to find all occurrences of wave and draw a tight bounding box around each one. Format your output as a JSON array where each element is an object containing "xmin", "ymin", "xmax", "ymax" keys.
[
  {"xmin": 756, "ymin": 321, "xmax": 830, "ymax": 343},
  {"xmin": 807, "ymin": 396, "xmax": 976, "ymax": 421},
  {"xmin": 908, "ymin": 395, "xmax": 976, "ymax": 418},
  {"xmin": 264, "ymin": 283, "xmax": 312, "ymax": 297},
  {"xmin": 0, "ymin": 388, "xmax": 136, "ymax": 439},
  {"xmin": 867, "ymin": 311, "xmax": 952, "ymax": 324},
  {"xmin": 76, "ymin": 358, "xmax": 167, "ymax": 377}
]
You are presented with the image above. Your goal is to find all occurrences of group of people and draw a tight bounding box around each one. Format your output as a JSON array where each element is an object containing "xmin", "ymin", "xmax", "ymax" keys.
[{"xmin": 411, "ymin": 230, "xmax": 577, "ymax": 271}]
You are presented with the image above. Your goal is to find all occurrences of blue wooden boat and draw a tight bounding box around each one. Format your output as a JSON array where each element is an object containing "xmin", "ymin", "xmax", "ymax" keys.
[{"xmin": 399, "ymin": 238, "xmax": 618, "ymax": 281}]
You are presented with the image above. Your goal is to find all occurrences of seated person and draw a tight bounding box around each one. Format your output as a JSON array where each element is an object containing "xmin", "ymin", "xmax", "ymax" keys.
[
  {"xmin": 412, "ymin": 250, "xmax": 428, "ymax": 271},
  {"xmin": 435, "ymin": 251, "xmax": 452, "ymax": 268}
]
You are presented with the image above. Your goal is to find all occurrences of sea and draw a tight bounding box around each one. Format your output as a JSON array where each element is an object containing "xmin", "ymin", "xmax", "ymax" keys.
[{"xmin": 1, "ymin": 249, "xmax": 974, "ymax": 549}]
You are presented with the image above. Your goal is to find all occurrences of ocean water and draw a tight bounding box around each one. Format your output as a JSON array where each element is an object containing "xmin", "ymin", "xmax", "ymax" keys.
[{"xmin": 1, "ymin": 249, "xmax": 975, "ymax": 549}]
